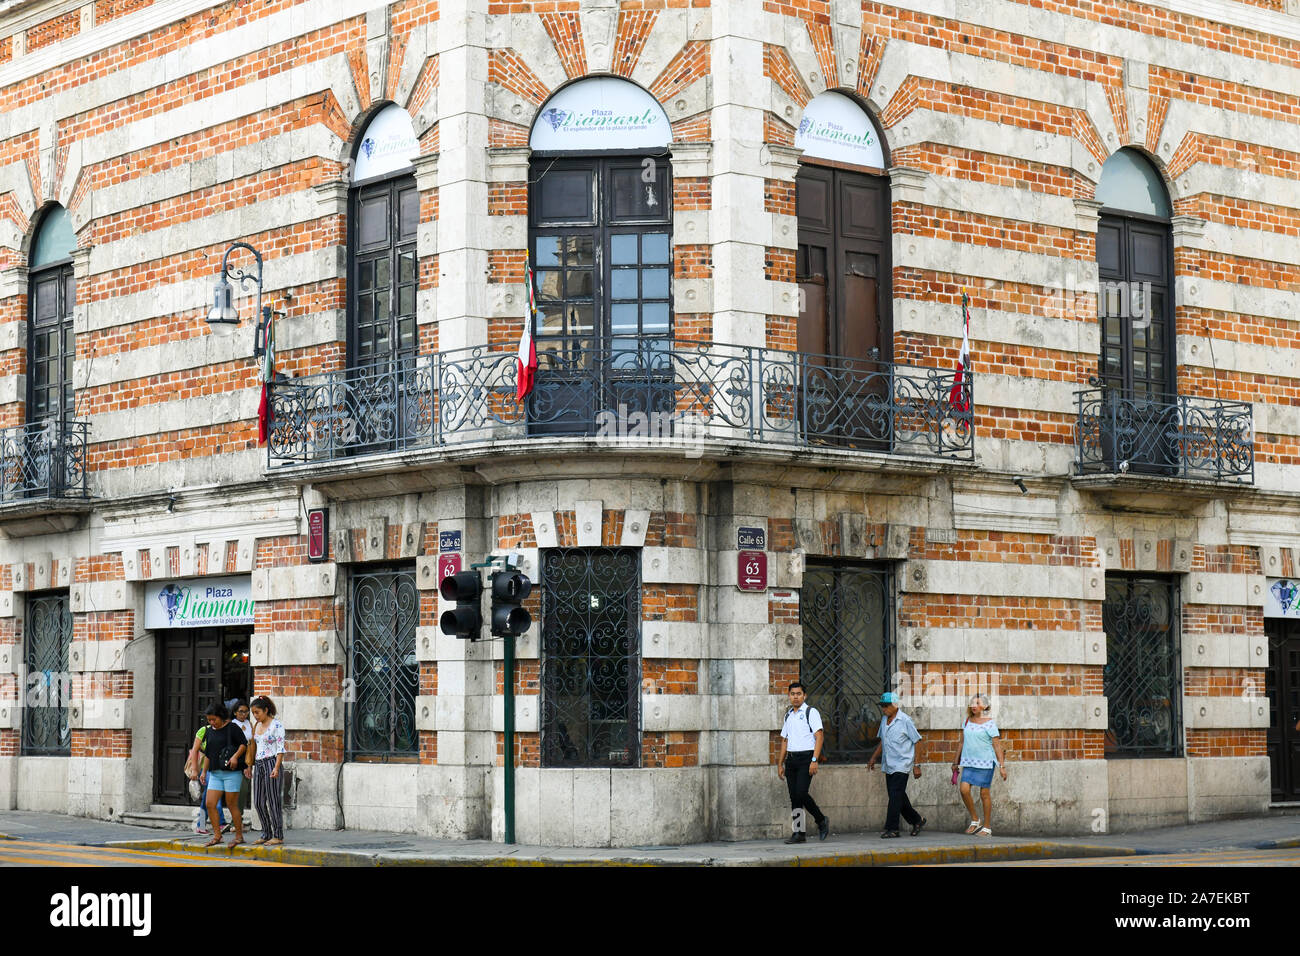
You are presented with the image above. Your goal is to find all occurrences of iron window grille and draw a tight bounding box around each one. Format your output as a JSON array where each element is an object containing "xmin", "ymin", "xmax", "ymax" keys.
[
  {"xmin": 22, "ymin": 590, "xmax": 72, "ymax": 756},
  {"xmin": 346, "ymin": 565, "xmax": 419, "ymax": 760},
  {"xmin": 540, "ymin": 547, "xmax": 641, "ymax": 769},
  {"xmin": 799, "ymin": 562, "xmax": 895, "ymax": 763},
  {"xmin": 1103, "ymin": 574, "xmax": 1183, "ymax": 757}
]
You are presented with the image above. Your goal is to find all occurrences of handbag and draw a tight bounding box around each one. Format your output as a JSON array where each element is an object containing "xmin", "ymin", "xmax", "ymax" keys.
[{"xmin": 217, "ymin": 744, "xmax": 238, "ymax": 770}]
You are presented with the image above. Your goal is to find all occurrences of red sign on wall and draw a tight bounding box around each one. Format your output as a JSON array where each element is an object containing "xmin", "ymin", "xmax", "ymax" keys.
[
  {"xmin": 308, "ymin": 508, "xmax": 329, "ymax": 562},
  {"xmin": 438, "ymin": 553, "xmax": 462, "ymax": 583},
  {"xmin": 737, "ymin": 550, "xmax": 767, "ymax": 591}
]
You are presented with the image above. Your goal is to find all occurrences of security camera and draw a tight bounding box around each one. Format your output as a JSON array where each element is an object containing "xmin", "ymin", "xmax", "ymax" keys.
[{"xmin": 1012, "ymin": 476, "xmax": 1028, "ymax": 494}]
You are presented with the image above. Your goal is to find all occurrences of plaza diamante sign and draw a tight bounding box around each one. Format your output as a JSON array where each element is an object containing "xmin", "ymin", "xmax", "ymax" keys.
[{"xmin": 144, "ymin": 576, "xmax": 254, "ymax": 629}]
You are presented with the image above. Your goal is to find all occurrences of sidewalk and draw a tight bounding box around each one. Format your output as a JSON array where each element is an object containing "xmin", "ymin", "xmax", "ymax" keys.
[{"xmin": 4, "ymin": 809, "xmax": 1298, "ymax": 866}]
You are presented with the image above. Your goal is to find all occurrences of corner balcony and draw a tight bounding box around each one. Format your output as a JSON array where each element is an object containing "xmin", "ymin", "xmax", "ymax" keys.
[
  {"xmin": 0, "ymin": 419, "xmax": 92, "ymax": 534},
  {"xmin": 1072, "ymin": 387, "xmax": 1254, "ymax": 508},
  {"xmin": 266, "ymin": 340, "xmax": 974, "ymax": 487}
]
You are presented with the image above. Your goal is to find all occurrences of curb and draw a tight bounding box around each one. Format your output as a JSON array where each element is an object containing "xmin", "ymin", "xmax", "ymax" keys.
[
  {"xmin": 1256, "ymin": 836, "xmax": 1300, "ymax": 850},
  {"xmin": 104, "ymin": 837, "xmax": 1136, "ymax": 868}
]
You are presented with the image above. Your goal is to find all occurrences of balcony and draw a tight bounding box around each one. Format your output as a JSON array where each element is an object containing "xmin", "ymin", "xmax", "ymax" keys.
[
  {"xmin": 0, "ymin": 420, "xmax": 91, "ymax": 533},
  {"xmin": 267, "ymin": 340, "xmax": 974, "ymax": 472},
  {"xmin": 1074, "ymin": 388, "xmax": 1253, "ymax": 496}
]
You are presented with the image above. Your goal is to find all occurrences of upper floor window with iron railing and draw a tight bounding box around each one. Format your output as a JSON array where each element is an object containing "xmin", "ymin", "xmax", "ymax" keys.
[
  {"xmin": 794, "ymin": 92, "xmax": 894, "ymax": 451},
  {"xmin": 1, "ymin": 206, "xmax": 88, "ymax": 505},
  {"xmin": 527, "ymin": 76, "xmax": 675, "ymax": 438}
]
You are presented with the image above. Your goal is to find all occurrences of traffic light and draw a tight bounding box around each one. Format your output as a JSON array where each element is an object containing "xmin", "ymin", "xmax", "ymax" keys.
[
  {"xmin": 439, "ymin": 571, "xmax": 482, "ymax": 640},
  {"xmin": 490, "ymin": 569, "xmax": 532, "ymax": 637}
]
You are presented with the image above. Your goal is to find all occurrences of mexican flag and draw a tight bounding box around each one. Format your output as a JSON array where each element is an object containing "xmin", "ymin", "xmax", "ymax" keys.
[
  {"xmin": 948, "ymin": 289, "xmax": 971, "ymax": 412},
  {"xmin": 516, "ymin": 253, "xmax": 538, "ymax": 402},
  {"xmin": 257, "ymin": 308, "xmax": 275, "ymax": 446}
]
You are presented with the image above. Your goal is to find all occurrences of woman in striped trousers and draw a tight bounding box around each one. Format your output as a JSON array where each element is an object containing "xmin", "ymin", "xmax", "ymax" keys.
[{"xmin": 247, "ymin": 696, "xmax": 287, "ymax": 846}]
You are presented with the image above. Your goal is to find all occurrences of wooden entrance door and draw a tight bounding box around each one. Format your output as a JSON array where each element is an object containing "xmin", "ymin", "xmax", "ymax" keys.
[
  {"xmin": 795, "ymin": 164, "xmax": 891, "ymax": 446},
  {"xmin": 1266, "ymin": 619, "xmax": 1300, "ymax": 802},
  {"xmin": 1095, "ymin": 214, "xmax": 1175, "ymax": 474},
  {"xmin": 154, "ymin": 628, "xmax": 251, "ymax": 804}
]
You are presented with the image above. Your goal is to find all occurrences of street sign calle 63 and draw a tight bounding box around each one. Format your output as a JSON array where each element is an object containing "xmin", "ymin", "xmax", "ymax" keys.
[{"xmin": 737, "ymin": 551, "xmax": 767, "ymax": 591}]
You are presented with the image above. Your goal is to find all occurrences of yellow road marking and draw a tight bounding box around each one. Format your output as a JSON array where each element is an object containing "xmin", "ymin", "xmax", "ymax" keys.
[
  {"xmin": 0, "ymin": 852, "xmax": 83, "ymax": 866},
  {"xmin": 0, "ymin": 841, "xmax": 295, "ymax": 867}
]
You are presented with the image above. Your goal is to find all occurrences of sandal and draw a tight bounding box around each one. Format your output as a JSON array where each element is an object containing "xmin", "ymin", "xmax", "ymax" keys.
[
  {"xmin": 251, "ymin": 838, "xmax": 269, "ymax": 846},
  {"xmin": 229, "ymin": 839, "xmax": 246, "ymax": 847},
  {"xmin": 265, "ymin": 838, "xmax": 283, "ymax": 846},
  {"xmin": 964, "ymin": 820, "xmax": 982, "ymax": 835},
  {"xmin": 977, "ymin": 827, "xmax": 992, "ymax": 837},
  {"xmin": 202, "ymin": 837, "xmax": 224, "ymax": 848}
]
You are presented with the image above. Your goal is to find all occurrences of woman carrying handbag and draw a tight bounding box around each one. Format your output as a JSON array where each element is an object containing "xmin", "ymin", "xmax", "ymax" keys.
[{"xmin": 951, "ymin": 693, "xmax": 1006, "ymax": 836}]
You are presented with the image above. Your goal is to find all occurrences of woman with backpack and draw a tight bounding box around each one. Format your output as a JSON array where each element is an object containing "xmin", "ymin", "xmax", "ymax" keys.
[
  {"xmin": 197, "ymin": 702, "xmax": 248, "ymax": 847},
  {"xmin": 951, "ymin": 693, "xmax": 1007, "ymax": 836}
]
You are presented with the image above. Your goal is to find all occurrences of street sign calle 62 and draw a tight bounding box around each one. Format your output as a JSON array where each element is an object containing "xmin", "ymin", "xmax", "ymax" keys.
[
  {"xmin": 737, "ymin": 550, "xmax": 767, "ymax": 591},
  {"xmin": 438, "ymin": 553, "xmax": 462, "ymax": 584}
]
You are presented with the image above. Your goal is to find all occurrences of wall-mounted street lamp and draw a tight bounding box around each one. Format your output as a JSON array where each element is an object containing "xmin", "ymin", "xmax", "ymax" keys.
[{"xmin": 206, "ymin": 241, "xmax": 271, "ymax": 359}]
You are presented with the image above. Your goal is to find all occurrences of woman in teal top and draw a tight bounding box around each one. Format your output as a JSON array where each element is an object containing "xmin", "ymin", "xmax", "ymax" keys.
[{"xmin": 951, "ymin": 694, "xmax": 1007, "ymax": 836}]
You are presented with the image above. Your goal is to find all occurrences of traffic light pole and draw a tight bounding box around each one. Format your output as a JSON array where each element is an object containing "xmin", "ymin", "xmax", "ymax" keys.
[
  {"xmin": 504, "ymin": 628, "xmax": 515, "ymax": 845},
  {"xmin": 469, "ymin": 557, "xmax": 527, "ymax": 846}
]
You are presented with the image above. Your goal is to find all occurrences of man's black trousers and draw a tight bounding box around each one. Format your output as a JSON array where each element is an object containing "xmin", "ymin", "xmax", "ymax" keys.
[
  {"xmin": 884, "ymin": 771, "xmax": 922, "ymax": 832},
  {"xmin": 784, "ymin": 751, "xmax": 826, "ymax": 829}
]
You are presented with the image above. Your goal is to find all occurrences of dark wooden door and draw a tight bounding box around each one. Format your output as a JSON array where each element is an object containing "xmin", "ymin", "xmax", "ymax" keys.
[
  {"xmin": 154, "ymin": 628, "xmax": 251, "ymax": 804},
  {"xmin": 1096, "ymin": 214, "xmax": 1175, "ymax": 474},
  {"xmin": 28, "ymin": 264, "xmax": 75, "ymax": 425},
  {"xmin": 346, "ymin": 175, "xmax": 420, "ymax": 453},
  {"xmin": 796, "ymin": 164, "xmax": 891, "ymax": 446},
  {"xmin": 1266, "ymin": 619, "xmax": 1300, "ymax": 802}
]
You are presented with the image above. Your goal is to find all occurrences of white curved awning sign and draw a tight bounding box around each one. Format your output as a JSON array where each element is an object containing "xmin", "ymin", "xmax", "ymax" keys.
[
  {"xmin": 530, "ymin": 77, "xmax": 671, "ymax": 152},
  {"xmin": 796, "ymin": 91, "xmax": 885, "ymax": 169},
  {"xmin": 353, "ymin": 104, "xmax": 420, "ymax": 182}
]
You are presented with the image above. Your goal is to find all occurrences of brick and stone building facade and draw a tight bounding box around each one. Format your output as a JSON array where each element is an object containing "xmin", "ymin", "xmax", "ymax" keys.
[{"xmin": 0, "ymin": 0, "xmax": 1297, "ymax": 846}]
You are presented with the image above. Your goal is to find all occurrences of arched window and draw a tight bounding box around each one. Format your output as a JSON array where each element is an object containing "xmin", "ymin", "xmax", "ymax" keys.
[
  {"xmin": 793, "ymin": 91, "xmax": 892, "ymax": 446},
  {"xmin": 28, "ymin": 205, "xmax": 76, "ymax": 426},
  {"xmin": 1095, "ymin": 148, "xmax": 1173, "ymax": 402},
  {"xmin": 527, "ymin": 77, "xmax": 672, "ymax": 436},
  {"xmin": 349, "ymin": 104, "xmax": 420, "ymax": 371}
]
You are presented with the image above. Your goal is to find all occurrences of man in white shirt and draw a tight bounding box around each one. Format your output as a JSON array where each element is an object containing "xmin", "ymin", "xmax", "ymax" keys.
[{"xmin": 777, "ymin": 681, "xmax": 829, "ymax": 843}]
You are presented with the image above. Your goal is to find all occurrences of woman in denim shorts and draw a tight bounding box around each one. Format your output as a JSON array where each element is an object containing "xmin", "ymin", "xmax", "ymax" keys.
[
  {"xmin": 951, "ymin": 694, "xmax": 1007, "ymax": 836},
  {"xmin": 198, "ymin": 702, "xmax": 248, "ymax": 848}
]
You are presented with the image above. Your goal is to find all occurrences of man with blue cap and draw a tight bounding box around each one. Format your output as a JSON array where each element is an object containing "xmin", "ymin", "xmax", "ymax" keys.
[{"xmin": 866, "ymin": 691, "xmax": 925, "ymax": 838}]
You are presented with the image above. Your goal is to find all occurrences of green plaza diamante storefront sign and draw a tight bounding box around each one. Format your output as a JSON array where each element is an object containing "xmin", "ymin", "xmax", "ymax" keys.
[{"xmin": 144, "ymin": 576, "xmax": 254, "ymax": 629}]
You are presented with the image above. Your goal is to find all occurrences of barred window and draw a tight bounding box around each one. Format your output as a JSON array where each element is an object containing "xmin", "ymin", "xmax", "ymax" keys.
[
  {"xmin": 1103, "ymin": 574, "xmax": 1182, "ymax": 757},
  {"xmin": 540, "ymin": 548, "xmax": 640, "ymax": 768},
  {"xmin": 347, "ymin": 565, "xmax": 418, "ymax": 760},
  {"xmin": 23, "ymin": 590, "xmax": 72, "ymax": 756},
  {"xmin": 799, "ymin": 562, "xmax": 893, "ymax": 763}
]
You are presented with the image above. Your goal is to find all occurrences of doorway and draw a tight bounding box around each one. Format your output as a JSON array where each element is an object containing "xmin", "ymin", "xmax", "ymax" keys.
[
  {"xmin": 1266, "ymin": 618, "xmax": 1300, "ymax": 802},
  {"xmin": 154, "ymin": 627, "xmax": 251, "ymax": 804},
  {"xmin": 795, "ymin": 164, "xmax": 891, "ymax": 447}
]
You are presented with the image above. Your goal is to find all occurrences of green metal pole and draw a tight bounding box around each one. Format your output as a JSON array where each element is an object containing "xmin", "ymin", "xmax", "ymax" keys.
[{"xmin": 504, "ymin": 630, "xmax": 515, "ymax": 845}]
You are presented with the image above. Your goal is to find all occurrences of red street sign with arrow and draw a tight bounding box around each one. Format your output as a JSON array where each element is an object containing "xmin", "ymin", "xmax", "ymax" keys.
[{"xmin": 737, "ymin": 550, "xmax": 767, "ymax": 591}]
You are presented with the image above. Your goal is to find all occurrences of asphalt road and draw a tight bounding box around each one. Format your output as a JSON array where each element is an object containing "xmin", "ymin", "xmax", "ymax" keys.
[{"xmin": 935, "ymin": 847, "xmax": 1300, "ymax": 866}]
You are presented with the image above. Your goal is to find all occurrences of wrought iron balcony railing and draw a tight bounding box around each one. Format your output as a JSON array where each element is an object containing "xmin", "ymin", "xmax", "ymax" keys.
[
  {"xmin": 267, "ymin": 340, "xmax": 974, "ymax": 467},
  {"xmin": 1074, "ymin": 388, "xmax": 1253, "ymax": 483},
  {"xmin": 0, "ymin": 419, "xmax": 90, "ymax": 504}
]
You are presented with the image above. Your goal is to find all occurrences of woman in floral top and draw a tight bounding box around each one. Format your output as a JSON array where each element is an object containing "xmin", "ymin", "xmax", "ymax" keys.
[
  {"xmin": 246, "ymin": 696, "xmax": 287, "ymax": 846},
  {"xmin": 951, "ymin": 694, "xmax": 1007, "ymax": 837}
]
